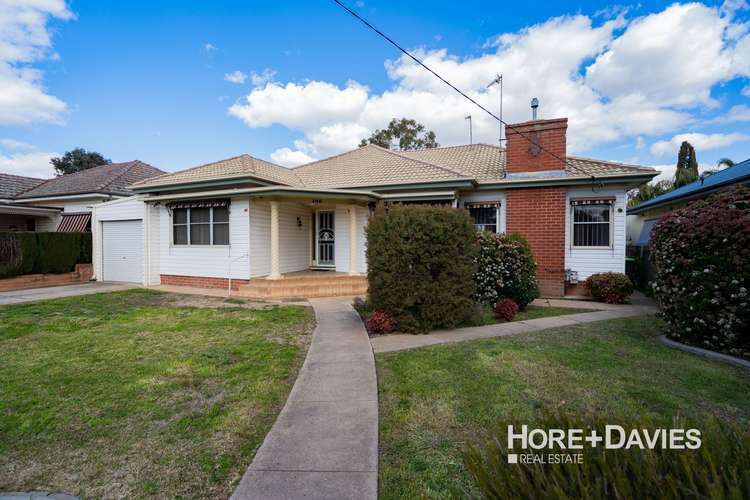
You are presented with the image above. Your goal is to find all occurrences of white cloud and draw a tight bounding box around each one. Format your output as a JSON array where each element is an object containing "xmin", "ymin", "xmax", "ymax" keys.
[
  {"xmin": 270, "ymin": 147, "xmax": 315, "ymax": 167},
  {"xmin": 0, "ymin": 0, "xmax": 72, "ymax": 126},
  {"xmin": 224, "ymin": 70, "xmax": 247, "ymax": 84},
  {"xmin": 650, "ymin": 132, "xmax": 749, "ymax": 156},
  {"xmin": 743, "ymin": 85, "xmax": 750, "ymax": 97},
  {"xmin": 203, "ymin": 43, "xmax": 217, "ymax": 53},
  {"xmin": 229, "ymin": 3, "xmax": 750, "ymax": 161},
  {"xmin": 709, "ymin": 103, "xmax": 750, "ymax": 122},
  {"xmin": 0, "ymin": 151, "xmax": 56, "ymax": 178},
  {"xmin": 0, "ymin": 138, "xmax": 35, "ymax": 150},
  {"xmin": 250, "ymin": 68, "xmax": 277, "ymax": 87}
]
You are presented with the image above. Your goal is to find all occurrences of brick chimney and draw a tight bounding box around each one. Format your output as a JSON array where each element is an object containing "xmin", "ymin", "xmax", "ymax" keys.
[{"xmin": 505, "ymin": 118, "xmax": 567, "ymax": 174}]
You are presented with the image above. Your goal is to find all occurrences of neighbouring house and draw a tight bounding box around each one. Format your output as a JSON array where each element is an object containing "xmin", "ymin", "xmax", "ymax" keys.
[
  {"xmin": 0, "ymin": 161, "xmax": 164, "ymax": 232},
  {"xmin": 91, "ymin": 116, "xmax": 656, "ymax": 297},
  {"xmin": 627, "ymin": 157, "xmax": 750, "ymax": 247}
]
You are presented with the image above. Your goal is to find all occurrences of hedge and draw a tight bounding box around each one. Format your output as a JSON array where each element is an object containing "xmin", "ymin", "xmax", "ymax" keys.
[
  {"xmin": 366, "ymin": 204, "xmax": 478, "ymax": 333},
  {"xmin": 0, "ymin": 232, "xmax": 92, "ymax": 279},
  {"xmin": 650, "ymin": 186, "xmax": 750, "ymax": 359}
]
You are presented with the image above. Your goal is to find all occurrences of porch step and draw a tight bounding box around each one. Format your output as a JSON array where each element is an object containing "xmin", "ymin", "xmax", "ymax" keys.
[{"xmin": 236, "ymin": 273, "xmax": 368, "ymax": 300}]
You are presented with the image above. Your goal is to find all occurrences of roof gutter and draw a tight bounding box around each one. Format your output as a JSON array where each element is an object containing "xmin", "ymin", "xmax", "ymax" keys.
[
  {"xmin": 142, "ymin": 186, "xmax": 382, "ymax": 203},
  {"xmin": 11, "ymin": 193, "xmax": 118, "ymax": 203},
  {"xmin": 476, "ymin": 172, "xmax": 658, "ymax": 190},
  {"xmin": 130, "ymin": 175, "xmax": 280, "ymax": 193}
]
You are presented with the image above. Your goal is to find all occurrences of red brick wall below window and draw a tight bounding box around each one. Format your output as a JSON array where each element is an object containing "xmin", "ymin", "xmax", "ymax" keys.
[
  {"xmin": 506, "ymin": 187, "xmax": 567, "ymax": 297},
  {"xmin": 506, "ymin": 118, "xmax": 567, "ymax": 173},
  {"xmin": 160, "ymin": 274, "xmax": 249, "ymax": 291}
]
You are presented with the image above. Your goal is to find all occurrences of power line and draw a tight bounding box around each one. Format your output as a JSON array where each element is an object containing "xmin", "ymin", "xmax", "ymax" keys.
[{"xmin": 331, "ymin": 0, "xmax": 568, "ymax": 166}]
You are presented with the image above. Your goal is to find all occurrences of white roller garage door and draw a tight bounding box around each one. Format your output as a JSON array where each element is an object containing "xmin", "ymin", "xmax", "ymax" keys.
[{"xmin": 102, "ymin": 220, "xmax": 143, "ymax": 283}]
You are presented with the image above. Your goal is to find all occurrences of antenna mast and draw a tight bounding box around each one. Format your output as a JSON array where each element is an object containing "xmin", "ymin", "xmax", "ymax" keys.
[
  {"xmin": 487, "ymin": 74, "xmax": 503, "ymax": 145},
  {"xmin": 464, "ymin": 115, "xmax": 473, "ymax": 144}
]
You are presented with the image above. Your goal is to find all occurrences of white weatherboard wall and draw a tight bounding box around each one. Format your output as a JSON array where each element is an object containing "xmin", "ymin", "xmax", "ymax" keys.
[
  {"xmin": 249, "ymin": 200, "xmax": 270, "ymax": 277},
  {"xmin": 93, "ymin": 196, "xmax": 146, "ymax": 284},
  {"xmin": 159, "ymin": 197, "xmax": 250, "ymax": 280},
  {"xmin": 278, "ymin": 202, "xmax": 310, "ymax": 274},
  {"xmin": 564, "ymin": 187, "xmax": 627, "ymax": 279},
  {"xmin": 460, "ymin": 191, "xmax": 507, "ymax": 233},
  {"xmin": 357, "ymin": 207, "xmax": 368, "ymax": 274},
  {"xmin": 335, "ymin": 205, "xmax": 368, "ymax": 273}
]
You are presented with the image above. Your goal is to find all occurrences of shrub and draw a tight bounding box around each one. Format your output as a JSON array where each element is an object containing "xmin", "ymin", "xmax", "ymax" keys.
[
  {"xmin": 650, "ymin": 186, "xmax": 750, "ymax": 359},
  {"xmin": 585, "ymin": 272, "xmax": 634, "ymax": 304},
  {"xmin": 465, "ymin": 409, "xmax": 750, "ymax": 500},
  {"xmin": 493, "ymin": 298, "xmax": 518, "ymax": 321},
  {"xmin": 79, "ymin": 232, "xmax": 92, "ymax": 263},
  {"xmin": 366, "ymin": 204, "xmax": 478, "ymax": 334},
  {"xmin": 34, "ymin": 232, "xmax": 83, "ymax": 274},
  {"xmin": 473, "ymin": 231, "xmax": 538, "ymax": 309},
  {"xmin": 366, "ymin": 310, "xmax": 396, "ymax": 335},
  {"xmin": 0, "ymin": 232, "xmax": 38, "ymax": 278}
]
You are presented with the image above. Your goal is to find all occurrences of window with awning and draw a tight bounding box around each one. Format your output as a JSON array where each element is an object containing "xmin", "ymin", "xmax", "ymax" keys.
[
  {"xmin": 570, "ymin": 198, "xmax": 614, "ymax": 247},
  {"xmin": 57, "ymin": 213, "xmax": 91, "ymax": 232},
  {"xmin": 466, "ymin": 201, "xmax": 500, "ymax": 233},
  {"xmin": 167, "ymin": 199, "xmax": 230, "ymax": 245}
]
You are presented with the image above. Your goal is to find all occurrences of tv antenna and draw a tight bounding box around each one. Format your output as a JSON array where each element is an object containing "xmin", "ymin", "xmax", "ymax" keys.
[
  {"xmin": 487, "ymin": 74, "xmax": 503, "ymax": 145},
  {"xmin": 465, "ymin": 115, "xmax": 473, "ymax": 144}
]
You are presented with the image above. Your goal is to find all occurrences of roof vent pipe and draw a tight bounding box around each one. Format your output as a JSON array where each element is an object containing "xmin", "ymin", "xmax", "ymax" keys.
[{"xmin": 531, "ymin": 97, "xmax": 539, "ymax": 120}]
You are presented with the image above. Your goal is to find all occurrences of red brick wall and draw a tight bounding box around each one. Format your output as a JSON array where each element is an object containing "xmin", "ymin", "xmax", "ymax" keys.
[
  {"xmin": 506, "ymin": 187, "xmax": 567, "ymax": 297},
  {"xmin": 0, "ymin": 263, "xmax": 93, "ymax": 292},
  {"xmin": 506, "ymin": 118, "xmax": 567, "ymax": 173},
  {"xmin": 160, "ymin": 274, "xmax": 249, "ymax": 291}
]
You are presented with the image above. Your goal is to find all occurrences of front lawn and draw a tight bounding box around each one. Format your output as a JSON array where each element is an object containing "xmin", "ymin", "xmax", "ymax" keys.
[
  {"xmin": 459, "ymin": 304, "xmax": 595, "ymax": 327},
  {"xmin": 377, "ymin": 316, "xmax": 750, "ymax": 499},
  {"xmin": 0, "ymin": 289, "xmax": 314, "ymax": 498}
]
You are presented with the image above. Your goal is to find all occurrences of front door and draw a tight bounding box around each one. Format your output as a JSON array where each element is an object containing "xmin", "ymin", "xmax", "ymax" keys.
[{"xmin": 316, "ymin": 210, "xmax": 335, "ymax": 266}]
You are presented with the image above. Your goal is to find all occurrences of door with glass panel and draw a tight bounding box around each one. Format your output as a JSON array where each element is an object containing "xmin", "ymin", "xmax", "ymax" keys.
[{"xmin": 316, "ymin": 210, "xmax": 335, "ymax": 266}]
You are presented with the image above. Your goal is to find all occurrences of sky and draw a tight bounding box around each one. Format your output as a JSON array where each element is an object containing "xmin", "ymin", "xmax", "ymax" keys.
[{"xmin": 1, "ymin": 0, "xmax": 749, "ymax": 182}]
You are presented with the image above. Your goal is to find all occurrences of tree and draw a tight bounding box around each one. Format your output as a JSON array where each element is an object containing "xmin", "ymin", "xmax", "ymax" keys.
[
  {"xmin": 359, "ymin": 118, "xmax": 438, "ymax": 151},
  {"xmin": 717, "ymin": 158, "xmax": 735, "ymax": 169},
  {"xmin": 627, "ymin": 179, "xmax": 675, "ymax": 207},
  {"xmin": 51, "ymin": 148, "xmax": 111, "ymax": 176},
  {"xmin": 674, "ymin": 141, "xmax": 699, "ymax": 188}
]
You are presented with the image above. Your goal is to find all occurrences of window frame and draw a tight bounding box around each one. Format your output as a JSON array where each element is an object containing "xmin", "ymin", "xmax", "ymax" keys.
[
  {"xmin": 466, "ymin": 201, "xmax": 501, "ymax": 234},
  {"xmin": 171, "ymin": 205, "xmax": 230, "ymax": 246},
  {"xmin": 570, "ymin": 200, "xmax": 614, "ymax": 249}
]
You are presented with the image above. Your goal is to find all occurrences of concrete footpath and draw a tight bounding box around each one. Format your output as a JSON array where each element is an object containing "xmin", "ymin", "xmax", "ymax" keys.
[
  {"xmin": 231, "ymin": 297, "xmax": 378, "ymax": 500},
  {"xmin": 0, "ymin": 282, "xmax": 137, "ymax": 305},
  {"xmin": 371, "ymin": 300, "xmax": 658, "ymax": 354}
]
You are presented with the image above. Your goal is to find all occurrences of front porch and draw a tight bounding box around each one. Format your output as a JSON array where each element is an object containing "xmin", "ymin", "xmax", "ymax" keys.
[{"xmin": 236, "ymin": 270, "xmax": 368, "ymax": 300}]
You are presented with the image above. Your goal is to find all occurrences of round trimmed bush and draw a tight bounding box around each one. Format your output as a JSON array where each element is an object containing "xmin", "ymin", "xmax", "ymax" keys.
[
  {"xmin": 650, "ymin": 186, "xmax": 750, "ymax": 359},
  {"xmin": 473, "ymin": 232, "xmax": 538, "ymax": 309},
  {"xmin": 366, "ymin": 204, "xmax": 478, "ymax": 334},
  {"xmin": 585, "ymin": 272, "xmax": 634, "ymax": 304},
  {"xmin": 494, "ymin": 298, "xmax": 519, "ymax": 321}
]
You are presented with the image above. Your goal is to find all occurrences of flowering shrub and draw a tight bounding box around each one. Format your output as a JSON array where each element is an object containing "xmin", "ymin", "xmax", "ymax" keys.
[
  {"xmin": 366, "ymin": 310, "xmax": 397, "ymax": 335},
  {"xmin": 473, "ymin": 232, "xmax": 538, "ymax": 309},
  {"xmin": 494, "ymin": 298, "xmax": 519, "ymax": 321},
  {"xmin": 585, "ymin": 272, "xmax": 634, "ymax": 304},
  {"xmin": 650, "ymin": 186, "xmax": 750, "ymax": 359}
]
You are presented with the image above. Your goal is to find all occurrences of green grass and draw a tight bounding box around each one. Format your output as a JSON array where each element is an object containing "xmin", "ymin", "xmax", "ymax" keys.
[
  {"xmin": 376, "ymin": 316, "xmax": 750, "ymax": 499},
  {"xmin": 0, "ymin": 289, "xmax": 314, "ymax": 498},
  {"xmin": 459, "ymin": 304, "xmax": 595, "ymax": 327}
]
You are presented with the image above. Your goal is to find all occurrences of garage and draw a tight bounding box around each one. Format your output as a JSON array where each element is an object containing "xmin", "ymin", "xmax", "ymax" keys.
[{"xmin": 102, "ymin": 220, "xmax": 143, "ymax": 283}]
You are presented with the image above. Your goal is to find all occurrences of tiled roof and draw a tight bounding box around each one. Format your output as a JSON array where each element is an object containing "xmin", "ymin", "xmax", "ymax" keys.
[
  {"xmin": 293, "ymin": 145, "xmax": 471, "ymax": 188},
  {"xmin": 403, "ymin": 144, "xmax": 655, "ymax": 183},
  {"xmin": 133, "ymin": 154, "xmax": 305, "ymax": 188},
  {"xmin": 131, "ymin": 144, "xmax": 655, "ymax": 192},
  {"xmin": 16, "ymin": 160, "xmax": 164, "ymax": 199},
  {"xmin": 0, "ymin": 173, "xmax": 46, "ymax": 199}
]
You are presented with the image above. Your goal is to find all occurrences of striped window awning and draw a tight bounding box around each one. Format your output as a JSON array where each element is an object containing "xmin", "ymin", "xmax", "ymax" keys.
[
  {"xmin": 166, "ymin": 199, "xmax": 230, "ymax": 209},
  {"xmin": 570, "ymin": 197, "xmax": 615, "ymax": 206},
  {"xmin": 465, "ymin": 201, "xmax": 501, "ymax": 208},
  {"xmin": 57, "ymin": 213, "xmax": 91, "ymax": 232}
]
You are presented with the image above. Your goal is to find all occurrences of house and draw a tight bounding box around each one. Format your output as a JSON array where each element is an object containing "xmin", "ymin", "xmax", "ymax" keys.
[
  {"xmin": 627, "ymin": 157, "xmax": 750, "ymax": 247},
  {"xmin": 0, "ymin": 161, "xmax": 164, "ymax": 232},
  {"xmin": 91, "ymin": 116, "xmax": 657, "ymax": 297}
]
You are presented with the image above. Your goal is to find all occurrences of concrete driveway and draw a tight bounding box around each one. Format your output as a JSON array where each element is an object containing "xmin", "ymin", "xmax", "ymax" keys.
[{"xmin": 0, "ymin": 282, "xmax": 138, "ymax": 306}]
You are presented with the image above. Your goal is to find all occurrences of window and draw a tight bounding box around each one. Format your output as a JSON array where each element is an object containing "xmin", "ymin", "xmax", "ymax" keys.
[
  {"xmin": 467, "ymin": 202, "xmax": 499, "ymax": 233},
  {"xmin": 171, "ymin": 202, "xmax": 229, "ymax": 245},
  {"xmin": 571, "ymin": 199, "xmax": 613, "ymax": 247}
]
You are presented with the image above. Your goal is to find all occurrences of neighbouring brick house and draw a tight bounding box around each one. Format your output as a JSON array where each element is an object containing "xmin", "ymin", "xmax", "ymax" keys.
[{"xmin": 91, "ymin": 116, "xmax": 656, "ymax": 297}]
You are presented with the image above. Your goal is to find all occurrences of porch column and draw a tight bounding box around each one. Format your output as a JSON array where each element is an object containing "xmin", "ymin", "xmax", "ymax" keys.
[
  {"xmin": 269, "ymin": 201, "xmax": 281, "ymax": 279},
  {"xmin": 348, "ymin": 205, "xmax": 358, "ymax": 275}
]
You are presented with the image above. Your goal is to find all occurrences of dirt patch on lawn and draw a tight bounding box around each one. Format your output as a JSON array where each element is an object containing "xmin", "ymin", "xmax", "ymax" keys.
[{"xmin": 149, "ymin": 293, "xmax": 283, "ymax": 310}]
